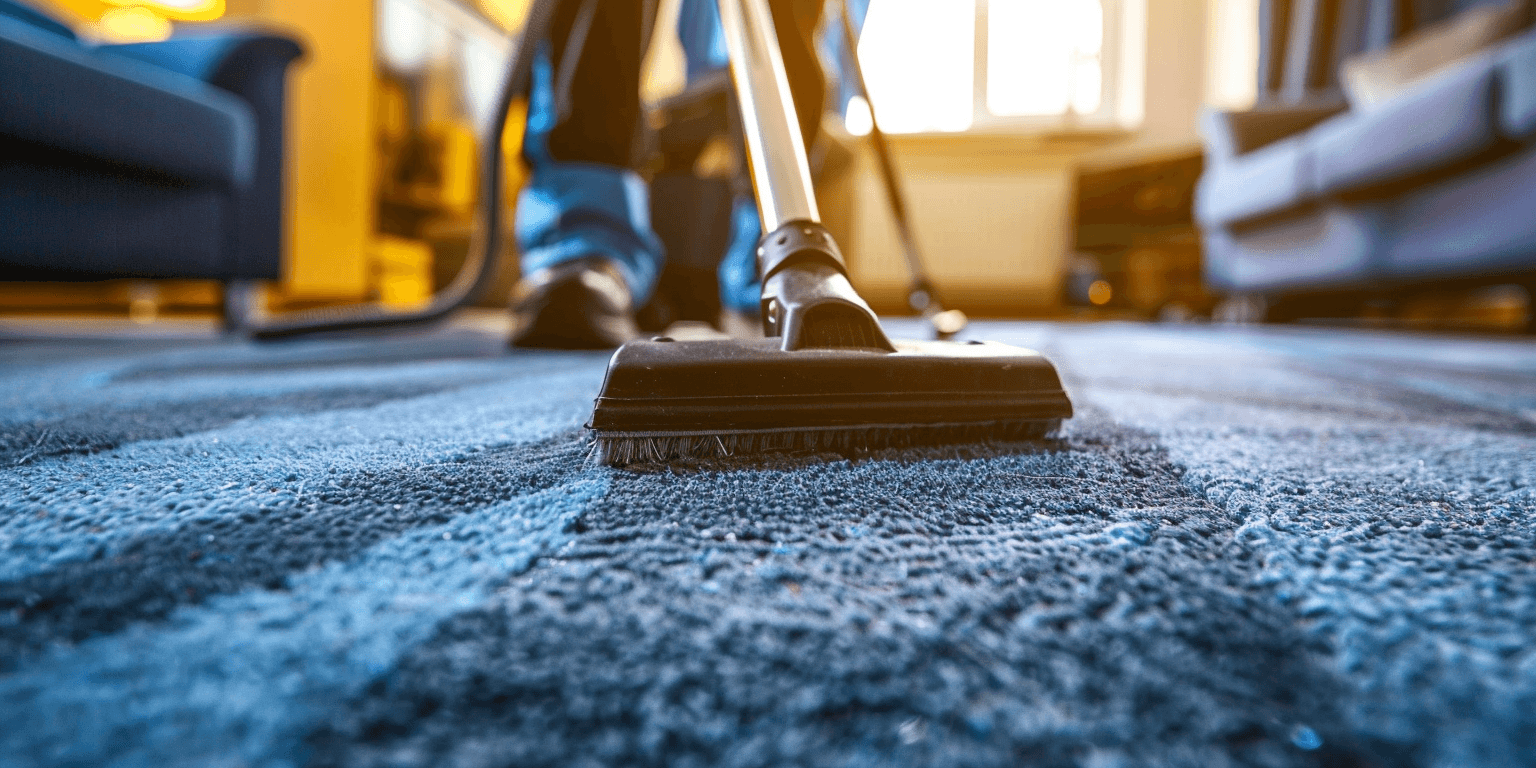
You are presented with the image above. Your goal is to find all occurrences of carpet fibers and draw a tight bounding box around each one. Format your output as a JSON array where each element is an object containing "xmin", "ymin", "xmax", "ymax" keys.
[{"xmin": 1, "ymin": 321, "xmax": 1533, "ymax": 768}]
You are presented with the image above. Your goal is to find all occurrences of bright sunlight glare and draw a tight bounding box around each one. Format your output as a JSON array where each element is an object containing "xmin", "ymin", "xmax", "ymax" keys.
[
  {"xmin": 95, "ymin": 6, "xmax": 172, "ymax": 42},
  {"xmin": 988, "ymin": 0, "xmax": 1104, "ymax": 116},
  {"xmin": 844, "ymin": 95, "xmax": 873, "ymax": 136},
  {"xmin": 853, "ymin": 0, "xmax": 974, "ymax": 134}
]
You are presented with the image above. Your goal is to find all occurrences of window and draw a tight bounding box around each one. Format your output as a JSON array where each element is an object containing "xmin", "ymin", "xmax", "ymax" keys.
[
  {"xmin": 987, "ymin": 0, "xmax": 1103, "ymax": 117},
  {"xmin": 1204, "ymin": 0, "xmax": 1260, "ymax": 111},
  {"xmin": 850, "ymin": 0, "xmax": 1146, "ymax": 134},
  {"xmin": 855, "ymin": 0, "xmax": 976, "ymax": 133}
]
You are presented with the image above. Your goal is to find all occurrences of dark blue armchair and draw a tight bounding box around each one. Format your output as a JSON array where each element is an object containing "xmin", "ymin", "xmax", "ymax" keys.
[{"xmin": 0, "ymin": 0, "xmax": 302, "ymax": 282}]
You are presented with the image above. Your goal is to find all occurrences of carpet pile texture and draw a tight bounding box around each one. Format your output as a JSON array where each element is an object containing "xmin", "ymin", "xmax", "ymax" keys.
[{"xmin": 1, "ymin": 321, "xmax": 1533, "ymax": 768}]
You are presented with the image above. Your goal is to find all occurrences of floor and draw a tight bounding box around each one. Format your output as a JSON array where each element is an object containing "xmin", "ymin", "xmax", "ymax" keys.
[{"xmin": 1, "ymin": 318, "xmax": 1533, "ymax": 768}]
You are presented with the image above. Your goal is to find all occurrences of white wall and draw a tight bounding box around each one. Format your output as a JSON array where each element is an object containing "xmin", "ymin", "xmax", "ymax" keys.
[{"xmin": 836, "ymin": 135, "xmax": 1081, "ymax": 314}]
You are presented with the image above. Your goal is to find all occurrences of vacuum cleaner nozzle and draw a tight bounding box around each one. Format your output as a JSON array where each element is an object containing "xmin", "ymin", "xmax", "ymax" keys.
[{"xmin": 588, "ymin": 337, "xmax": 1072, "ymax": 465}]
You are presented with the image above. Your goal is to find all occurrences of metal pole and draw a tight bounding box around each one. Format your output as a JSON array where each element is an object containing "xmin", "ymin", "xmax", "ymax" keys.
[{"xmin": 715, "ymin": 0, "xmax": 819, "ymax": 228}]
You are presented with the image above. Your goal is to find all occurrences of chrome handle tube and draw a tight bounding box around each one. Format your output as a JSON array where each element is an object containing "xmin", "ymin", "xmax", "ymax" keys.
[{"xmin": 715, "ymin": 0, "xmax": 819, "ymax": 228}]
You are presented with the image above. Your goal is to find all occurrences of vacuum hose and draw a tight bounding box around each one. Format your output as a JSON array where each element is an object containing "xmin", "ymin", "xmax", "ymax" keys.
[{"xmin": 248, "ymin": 0, "xmax": 562, "ymax": 339}]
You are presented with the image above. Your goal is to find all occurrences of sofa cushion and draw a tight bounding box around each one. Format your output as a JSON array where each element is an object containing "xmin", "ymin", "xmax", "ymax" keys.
[
  {"xmin": 1202, "ymin": 206, "xmax": 1383, "ymax": 292},
  {"xmin": 0, "ymin": 156, "xmax": 230, "ymax": 279},
  {"xmin": 1385, "ymin": 142, "xmax": 1536, "ymax": 276},
  {"xmin": 1340, "ymin": 0, "xmax": 1530, "ymax": 109},
  {"xmin": 1196, "ymin": 136, "xmax": 1312, "ymax": 228},
  {"xmin": 0, "ymin": 14, "xmax": 254, "ymax": 190},
  {"xmin": 1500, "ymin": 33, "xmax": 1536, "ymax": 138},
  {"xmin": 1310, "ymin": 53, "xmax": 1500, "ymax": 195}
]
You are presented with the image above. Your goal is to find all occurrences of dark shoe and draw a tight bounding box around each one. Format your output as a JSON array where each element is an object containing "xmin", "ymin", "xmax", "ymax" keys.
[{"xmin": 509, "ymin": 257, "xmax": 640, "ymax": 349}]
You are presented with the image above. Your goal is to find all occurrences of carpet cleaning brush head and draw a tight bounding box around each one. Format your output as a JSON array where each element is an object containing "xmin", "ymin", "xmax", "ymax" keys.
[{"xmin": 589, "ymin": 336, "xmax": 1072, "ymax": 465}]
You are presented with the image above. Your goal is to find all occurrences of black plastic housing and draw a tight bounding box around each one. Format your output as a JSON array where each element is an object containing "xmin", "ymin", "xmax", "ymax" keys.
[
  {"xmin": 756, "ymin": 221, "xmax": 894, "ymax": 352},
  {"xmin": 589, "ymin": 337, "xmax": 1073, "ymax": 437}
]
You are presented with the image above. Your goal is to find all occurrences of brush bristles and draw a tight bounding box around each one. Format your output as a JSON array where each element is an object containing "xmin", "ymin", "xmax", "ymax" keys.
[{"xmin": 590, "ymin": 419, "xmax": 1059, "ymax": 466}]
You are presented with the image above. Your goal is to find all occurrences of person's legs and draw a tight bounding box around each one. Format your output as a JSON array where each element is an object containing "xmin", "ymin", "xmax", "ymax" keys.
[
  {"xmin": 680, "ymin": 0, "xmax": 842, "ymax": 315},
  {"xmin": 512, "ymin": 0, "xmax": 664, "ymax": 348},
  {"xmin": 536, "ymin": 0, "xmax": 648, "ymax": 167}
]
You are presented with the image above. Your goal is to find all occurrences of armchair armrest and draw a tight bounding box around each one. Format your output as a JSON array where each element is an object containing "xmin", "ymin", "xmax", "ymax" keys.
[
  {"xmin": 1201, "ymin": 102, "xmax": 1346, "ymax": 159},
  {"xmin": 102, "ymin": 30, "xmax": 303, "ymax": 101}
]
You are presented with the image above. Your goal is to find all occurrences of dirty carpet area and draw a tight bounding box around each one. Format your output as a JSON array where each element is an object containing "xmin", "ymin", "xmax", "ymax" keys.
[{"xmin": 0, "ymin": 321, "xmax": 1533, "ymax": 768}]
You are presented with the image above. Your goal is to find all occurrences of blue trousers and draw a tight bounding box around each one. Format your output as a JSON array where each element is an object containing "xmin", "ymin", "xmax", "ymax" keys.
[{"xmin": 516, "ymin": 0, "xmax": 867, "ymax": 312}]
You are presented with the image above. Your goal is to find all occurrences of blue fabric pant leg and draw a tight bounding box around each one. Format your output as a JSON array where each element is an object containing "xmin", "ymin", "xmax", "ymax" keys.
[
  {"xmin": 517, "ymin": 0, "xmax": 664, "ymax": 306},
  {"xmin": 514, "ymin": 158, "xmax": 663, "ymax": 304},
  {"xmin": 715, "ymin": 196, "xmax": 763, "ymax": 312}
]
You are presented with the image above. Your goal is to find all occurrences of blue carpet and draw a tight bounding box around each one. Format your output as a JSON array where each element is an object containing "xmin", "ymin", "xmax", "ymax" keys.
[{"xmin": 1, "ymin": 321, "xmax": 1533, "ymax": 768}]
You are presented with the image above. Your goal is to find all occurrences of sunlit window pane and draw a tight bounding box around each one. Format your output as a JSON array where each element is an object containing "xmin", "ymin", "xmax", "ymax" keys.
[
  {"xmin": 1072, "ymin": 55, "xmax": 1102, "ymax": 114},
  {"xmin": 1205, "ymin": 0, "xmax": 1259, "ymax": 109},
  {"xmin": 854, "ymin": 0, "xmax": 974, "ymax": 133},
  {"xmin": 1072, "ymin": 0, "xmax": 1104, "ymax": 56},
  {"xmin": 844, "ymin": 95, "xmax": 874, "ymax": 136},
  {"xmin": 988, "ymin": 0, "xmax": 1104, "ymax": 117}
]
